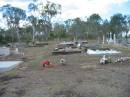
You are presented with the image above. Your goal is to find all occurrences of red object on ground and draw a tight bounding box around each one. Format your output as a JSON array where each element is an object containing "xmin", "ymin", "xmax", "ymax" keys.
[{"xmin": 42, "ymin": 60, "xmax": 50, "ymax": 67}]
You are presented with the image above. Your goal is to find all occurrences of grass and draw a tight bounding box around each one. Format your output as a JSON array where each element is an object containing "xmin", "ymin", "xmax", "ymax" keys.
[
  {"xmin": 25, "ymin": 45, "xmax": 52, "ymax": 68},
  {"xmin": 0, "ymin": 70, "xmax": 22, "ymax": 83},
  {"xmin": 0, "ymin": 41, "xmax": 130, "ymax": 97},
  {"xmin": 103, "ymin": 44, "xmax": 130, "ymax": 56}
]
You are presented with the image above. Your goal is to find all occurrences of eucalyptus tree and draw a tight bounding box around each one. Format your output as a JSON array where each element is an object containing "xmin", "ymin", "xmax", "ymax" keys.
[
  {"xmin": 110, "ymin": 13, "xmax": 127, "ymax": 38},
  {"xmin": 69, "ymin": 18, "xmax": 86, "ymax": 40},
  {"xmin": 0, "ymin": 4, "xmax": 26, "ymax": 42},
  {"xmin": 125, "ymin": 15, "xmax": 130, "ymax": 40},
  {"xmin": 28, "ymin": 0, "xmax": 61, "ymax": 40},
  {"xmin": 64, "ymin": 19, "xmax": 74, "ymax": 33},
  {"xmin": 0, "ymin": 28, "xmax": 6, "ymax": 43},
  {"xmin": 36, "ymin": 19, "xmax": 47, "ymax": 41},
  {"xmin": 53, "ymin": 23, "xmax": 66, "ymax": 40},
  {"xmin": 27, "ymin": 15, "xmax": 37, "ymax": 42},
  {"xmin": 28, "ymin": 1, "xmax": 38, "ymax": 42},
  {"xmin": 44, "ymin": 1, "xmax": 61, "ymax": 22},
  {"xmin": 101, "ymin": 19, "xmax": 110, "ymax": 36},
  {"xmin": 38, "ymin": 0, "xmax": 61, "ymax": 40},
  {"xmin": 87, "ymin": 14, "xmax": 102, "ymax": 38}
]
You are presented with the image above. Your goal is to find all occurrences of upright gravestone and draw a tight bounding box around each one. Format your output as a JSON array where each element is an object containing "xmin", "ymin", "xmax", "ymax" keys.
[
  {"xmin": 102, "ymin": 35, "xmax": 105, "ymax": 45},
  {"xmin": 113, "ymin": 34, "xmax": 116, "ymax": 44},
  {"xmin": 108, "ymin": 32, "xmax": 113, "ymax": 44}
]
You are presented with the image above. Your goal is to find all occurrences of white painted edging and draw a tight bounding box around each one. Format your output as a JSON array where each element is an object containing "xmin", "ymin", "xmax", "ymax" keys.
[
  {"xmin": 87, "ymin": 49, "xmax": 121, "ymax": 55},
  {"xmin": 0, "ymin": 61, "xmax": 22, "ymax": 72}
]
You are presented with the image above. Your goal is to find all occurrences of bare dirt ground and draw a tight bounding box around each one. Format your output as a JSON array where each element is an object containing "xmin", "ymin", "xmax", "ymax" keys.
[{"xmin": 0, "ymin": 42, "xmax": 130, "ymax": 97}]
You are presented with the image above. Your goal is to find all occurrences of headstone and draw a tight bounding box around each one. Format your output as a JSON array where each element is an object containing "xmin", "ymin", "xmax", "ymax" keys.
[
  {"xmin": 114, "ymin": 34, "xmax": 116, "ymax": 44},
  {"xmin": 108, "ymin": 32, "xmax": 113, "ymax": 44},
  {"xmin": 102, "ymin": 35, "xmax": 105, "ymax": 44},
  {"xmin": 10, "ymin": 48, "xmax": 19, "ymax": 55}
]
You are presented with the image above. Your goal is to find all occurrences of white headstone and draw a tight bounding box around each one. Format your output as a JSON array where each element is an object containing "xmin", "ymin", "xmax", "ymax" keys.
[
  {"xmin": 114, "ymin": 34, "xmax": 116, "ymax": 44},
  {"xmin": 108, "ymin": 32, "xmax": 113, "ymax": 44},
  {"xmin": 102, "ymin": 35, "xmax": 105, "ymax": 44}
]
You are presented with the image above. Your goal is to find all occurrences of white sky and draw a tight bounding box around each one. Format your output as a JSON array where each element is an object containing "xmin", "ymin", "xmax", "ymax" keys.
[
  {"xmin": 0, "ymin": 0, "xmax": 129, "ymax": 28},
  {"xmin": 50, "ymin": 0, "xmax": 129, "ymax": 20}
]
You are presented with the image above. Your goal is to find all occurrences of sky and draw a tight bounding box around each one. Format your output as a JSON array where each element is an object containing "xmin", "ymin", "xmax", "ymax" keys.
[{"xmin": 0, "ymin": 0, "xmax": 130, "ymax": 28}]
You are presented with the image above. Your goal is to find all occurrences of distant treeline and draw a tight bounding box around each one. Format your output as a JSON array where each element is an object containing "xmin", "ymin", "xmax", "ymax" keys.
[{"xmin": 0, "ymin": 0, "xmax": 130, "ymax": 44}]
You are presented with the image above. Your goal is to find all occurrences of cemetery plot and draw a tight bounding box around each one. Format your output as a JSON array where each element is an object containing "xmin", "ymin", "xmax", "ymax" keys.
[
  {"xmin": 0, "ymin": 42, "xmax": 130, "ymax": 97},
  {"xmin": 0, "ymin": 61, "xmax": 22, "ymax": 72},
  {"xmin": 28, "ymin": 42, "xmax": 48, "ymax": 47},
  {"xmin": 52, "ymin": 41, "xmax": 82, "ymax": 55}
]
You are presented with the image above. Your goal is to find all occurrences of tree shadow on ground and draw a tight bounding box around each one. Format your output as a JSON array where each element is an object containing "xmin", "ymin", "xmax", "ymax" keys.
[
  {"xmin": 0, "ymin": 88, "xmax": 6, "ymax": 97},
  {"xmin": 15, "ymin": 89, "xmax": 26, "ymax": 97},
  {"xmin": 0, "ymin": 75, "xmax": 22, "ymax": 82},
  {"xmin": 53, "ymin": 89, "xmax": 85, "ymax": 97}
]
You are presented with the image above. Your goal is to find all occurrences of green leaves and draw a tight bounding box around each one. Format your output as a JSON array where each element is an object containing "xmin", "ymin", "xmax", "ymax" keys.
[
  {"xmin": 110, "ymin": 13, "xmax": 127, "ymax": 35},
  {"xmin": 0, "ymin": 5, "xmax": 26, "ymax": 42},
  {"xmin": 1, "ymin": 4, "xmax": 26, "ymax": 26}
]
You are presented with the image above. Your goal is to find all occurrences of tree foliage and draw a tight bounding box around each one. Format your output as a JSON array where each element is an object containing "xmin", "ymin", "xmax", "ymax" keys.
[
  {"xmin": 0, "ymin": 4, "xmax": 26, "ymax": 42},
  {"xmin": 0, "ymin": 1, "xmax": 130, "ymax": 44},
  {"xmin": 110, "ymin": 13, "xmax": 127, "ymax": 36}
]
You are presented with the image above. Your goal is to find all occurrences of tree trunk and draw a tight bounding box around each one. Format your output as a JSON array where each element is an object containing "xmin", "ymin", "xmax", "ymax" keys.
[
  {"xmin": 16, "ymin": 25, "xmax": 21, "ymax": 43},
  {"xmin": 45, "ymin": 27, "xmax": 47, "ymax": 41},
  {"xmin": 32, "ymin": 24, "xmax": 36, "ymax": 43},
  {"xmin": 16, "ymin": 25, "xmax": 24, "ymax": 56}
]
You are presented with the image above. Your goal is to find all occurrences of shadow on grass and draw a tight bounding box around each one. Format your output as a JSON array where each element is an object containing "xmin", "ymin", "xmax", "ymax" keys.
[
  {"xmin": 15, "ymin": 89, "xmax": 26, "ymax": 97},
  {"xmin": 0, "ymin": 75, "xmax": 22, "ymax": 82},
  {"xmin": 53, "ymin": 89, "xmax": 85, "ymax": 97},
  {"xmin": 0, "ymin": 88, "xmax": 6, "ymax": 97}
]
